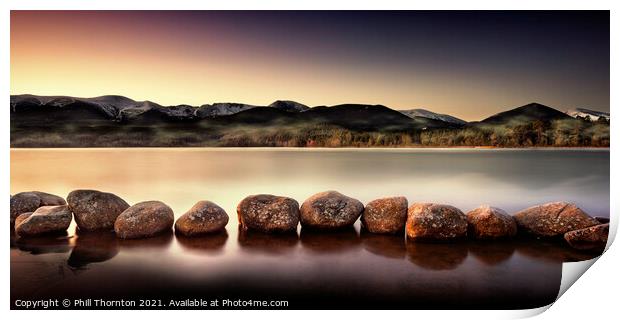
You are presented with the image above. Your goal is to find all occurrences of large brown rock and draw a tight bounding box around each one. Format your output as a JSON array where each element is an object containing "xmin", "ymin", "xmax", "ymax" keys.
[
  {"xmin": 15, "ymin": 205, "xmax": 72, "ymax": 237},
  {"xmin": 361, "ymin": 196, "xmax": 408, "ymax": 234},
  {"xmin": 406, "ymin": 203, "xmax": 467, "ymax": 241},
  {"xmin": 175, "ymin": 201, "xmax": 229, "ymax": 236},
  {"xmin": 67, "ymin": 189, "xmax": 130, "ymax": 231},
  {"xmin": 237, "ymin": 194, "xmax": 299, "ymax": 233},
  {"xmin": 564, "ymin": 223, "xmax": 609, "ymax": 251},
  {"xmin": 114, "ymin": 201, "xmax": 174, "ymax": 239},
  {"xmin": 10, "ymin": 191, "xmax": 66, "ymax": 223},
  {"xmin": 300, "ymin": 191, "xmax": 363, "ymax": 230},
  {"xmin": 514, "ymin": 202, "xmax": 599, "ymax": 237},
  {"xmin": 466, "ymin": 205, "xmax": 517, "ymax": 239}
]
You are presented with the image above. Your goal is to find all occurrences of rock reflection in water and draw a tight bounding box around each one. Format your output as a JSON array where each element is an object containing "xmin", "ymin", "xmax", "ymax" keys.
[
  {"xmin": 468, "ymin": 240, "xmax": 516, "ymax": 266},
  {"xmin": 176, "ymin": 230, "xmax": 228, "ymax": 254},
  {"xmin": 300, "ymin": 227, "xmax": 360, "ymax": 254},
  {"xmin": 117, "ymin": 230, "xmax": 174, "ymax": 250},
  {"xmin": 406, "ymin": 241, "xmax": 469, "ymax": 270},
  {"xmin": 514, "ymin": 237, "xmax": 601, "ymax": 262},
  {"xmin": 67, "ymin": 229, "xmax": 119, "ymax": 269},
  {"xmin": 14, "ymin": 230, "xmax": 72, "ymax": 255},
  {"xmin": 360, "ymin": 230, "xmax": 405, "ymax": 259},
  {"xmin": 237, "ymin": 227, "xmax": 298, "ymax": 254}
]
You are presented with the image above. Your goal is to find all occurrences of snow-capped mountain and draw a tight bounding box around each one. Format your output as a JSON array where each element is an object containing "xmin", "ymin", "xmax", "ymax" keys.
[
  {"xmin": 399, "ymin": 108, "xmax": 467, "ymax": 125},
  {"xmin": 195, "ymin": 103, "xmax": 257, "ymax": 118},
  {"xmin": 566, "ymin": 108, "xmax": 610, "ymax": 121}
]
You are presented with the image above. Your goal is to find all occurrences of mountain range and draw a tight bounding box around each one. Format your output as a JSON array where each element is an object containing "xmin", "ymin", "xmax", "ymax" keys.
[{"xmin": 10, "ymin": 94, "xmax": 610, "ymax": 148}]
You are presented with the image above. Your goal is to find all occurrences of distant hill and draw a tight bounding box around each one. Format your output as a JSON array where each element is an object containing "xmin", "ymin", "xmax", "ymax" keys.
[
  {"xmin": 399, "ymin": 108, "xmax": 467, "ymax": 125},
  {"xmin": 10, "ymin": 95, "xmax": 609, "ymax": 148},
  {"xmin": 475, "ymin": 103, "xmax": 572, "ymax": 126}
]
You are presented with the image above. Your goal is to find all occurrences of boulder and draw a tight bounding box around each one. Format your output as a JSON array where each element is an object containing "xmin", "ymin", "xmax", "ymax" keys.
[
  {"xmin": 466, "ymin": 205, "xmax": 517, "ymax": 239},
  {"xmin": 361, "ymin": 196, "xmax": 408, "ymax": 234},
  {"xmin": 67, "ymin": 189, "xmax": 130, "ymax": 231},
  {"xmin": 31, "ymin": 191, "xmax": 66, "ymax": 206},
  {"xmin": 300, "ymin": 191, "xmax": 363, "ymax": 230},
  {"xmin": 175, "ymin": 201, "xmax": 229, "ymax": 236},
  {"xmin": 14, "ymin": 205, "xmax": 72, "ymax": 237},
  {"xmin": 514, "ymin": 202, "xmax": 599, "ymax": 237},
  {"xmin": 237, "ymin": 194, "xmax": 299, "ymax": 233},
  {"xmin": 564, "ymin": 223, "xmax": 609, "ymax": 251},
  {"xmin": 114, "ymin": 201, "xmax": 174, "ymax": 239},
  {"xmin": 11, "ymin": 191, "xmax": 67, "ymax": 223},
  {"xmin": 406, "ymin": 203, "xmax": 467, "ymax": 241}
]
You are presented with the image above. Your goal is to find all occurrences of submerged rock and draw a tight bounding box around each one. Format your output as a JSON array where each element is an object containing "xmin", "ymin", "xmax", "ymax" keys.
[
  {"xmin": 114, "ymin": 201, "xmax": 174, "ymax": 239},
  {"xmin": 514, "ymin": 202, "xmax": 599, "ymax": 237},
  {"xmin": 564, "ymin": 223, "xmax": 609, "ymax": 251},
  {"xmin": 15, "ymin": 205, "xmax": 72, "ymax": 237},
  {"xmin": 175, "ymin": 201, "xmax": 229, "ymax": 236},
  {"xmin": 10, "ymin": 191, "xmax": 66, "ymax": 223},
  {"xmin": 67, "ymin": 189, "xmax": 130, "ymax": 231},
  {"xmin": 361, "ymin": 196, "xmax": 408, "ymax": 234},
  {"xmin": 406, "ymin": 203, "xmax": 467, "ymax": 241},
  {"xmin": 466, "ymin": 205, "xmax": 517, "ymax": 239},
  {"xmin": 300, "ymin": 191, "xmax": 363, "ymax": 230},
  {"xmin": 237, "ymin": 194, "xmax": 300, "ymax": 233}
]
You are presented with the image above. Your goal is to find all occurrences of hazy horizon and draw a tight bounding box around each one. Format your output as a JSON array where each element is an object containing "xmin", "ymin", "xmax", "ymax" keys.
[{"xmin": 10, "ymin": 11, "xmax": 609, "ymax": 121}]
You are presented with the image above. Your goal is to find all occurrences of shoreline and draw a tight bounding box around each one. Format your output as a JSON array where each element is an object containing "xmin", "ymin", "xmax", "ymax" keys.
[{"xmin": 9, "ymin": 146, "xmax": 611, "ymax": 151}]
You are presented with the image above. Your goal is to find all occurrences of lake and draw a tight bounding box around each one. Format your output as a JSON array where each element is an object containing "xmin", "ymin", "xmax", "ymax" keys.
[{"xmin": 10, "ymin": 148, "xmax": 609, "ymax": 309}]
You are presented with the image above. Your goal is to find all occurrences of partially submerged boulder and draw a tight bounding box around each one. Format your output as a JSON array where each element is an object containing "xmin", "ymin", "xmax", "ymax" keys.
[
  {"xmin": 564, "ymin": 223, "xmax": 609, "ymax": 251},
  {"xmin": 237, "ymin": 194, "xmax": 300, "ymax": 233},
  {"xmin": 361, "ymin": 196, "xmax": 408, "ymax": 234},
  {"xmin": 466, "ymin": 205, "xmax": 517, "ymax": 239},
  {"xmin": 406, "ymin": 203, "xmax": 467, "ymax": 241},
  {"xmin": 14, "ymin": 205, "xmax": 72, "ymax": 237},
  {"xmin": 175, "ymin": 201, "xmax": 229, "ymax": 236},
  {"xmin": 114, "ymin": 201, "xmax": 174, "ymax": 239},
  {"xmin": 300, "ymin": 191, "xmax": 363, "ymax": 230},
  {"xmin": 67, "ymin": 189, "xmax": 130, "ymax": 231},
  {"xmin": 10, "ymin": 191, "xmax": 66, "ymax": 223},
  {"xmin": 514, "ymin": 202, "xmax": 599, "ymax": 237}
]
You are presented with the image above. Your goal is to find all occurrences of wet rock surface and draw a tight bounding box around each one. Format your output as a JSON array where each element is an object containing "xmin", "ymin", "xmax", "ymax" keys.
[
  {"xmin": 114, "ymin": 201, "xmax": 174, "ymax": 239},
  {"xmin": 15, "ymin": 205, "xmax": 72, "ymax": 237},
  {"xmin": 300, "ymin": 191, "xmax": 364, "ymax": 230},
  {"xmin": 466, "ymin": 205, "xmax": 517, "ymax": 239},
  {"xmin": 564, "ymin": 223, "xmax": 609, "ymax": 252},
  {"xmin": 406, "ymin": 203, "xmax": 468, "ymax": 241},
  {"xmin": 237, "ymin": 194, "xmax": 300, "ymax": 233},
  {"xmin": 67, "ymin": 190, "xmax": 130, "ymax": 231},
  {"xmin": 11, "ymin": 192, "xmax": 67, "ymax": 223},
  {"xmin": 361, "ymin": 196, "xmax": 408, "ymax": 234},
  {"xmin": 175, "ymin": 201, "xmax": 229, "ymax": 236},
  {"xmin": 514, "ymin": 202, "xmax": 599, "ymax": 237}
]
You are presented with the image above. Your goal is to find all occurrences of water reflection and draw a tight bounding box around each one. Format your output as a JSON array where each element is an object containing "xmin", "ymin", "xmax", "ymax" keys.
[
  {"xmin": 176, "ymin": 230, "xmax": 228, "ymax": 254},
  {"xmin": 13, "ymin": 230, "xmax": 72, "ymax": 255},
  {"xmin": 117, "ymin": 230, "xmax": 174, "ymax": 250},
  {"xmin": 360, "ymin": 230, "xmax": 406, "ymax": 259},
  {"xmin": 300, "ymin": 227, "xmax": 361, "ymax": 254},
  {"xmin": 68, "ymin": 229, "xmax": 119, "ymax": 269},
  {"xmin": 468, "ymin": 240, "xmax": 516, "ymax": 266},
  {"xmin": 514, "ymin": 237, "xmax": 601, "ymax": 262},
  {"xmin": 237, "ymin": 227, "xmax": 298, "ymax": 254},
  {"xmin": 406, "ymin": 241, "xmax": 469, "ymax": 270}
]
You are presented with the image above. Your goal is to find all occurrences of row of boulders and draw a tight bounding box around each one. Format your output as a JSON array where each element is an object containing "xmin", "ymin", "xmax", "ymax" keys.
[{"xmin": 10, "ymin": 190, "xmax": 609, "ymax": 251}]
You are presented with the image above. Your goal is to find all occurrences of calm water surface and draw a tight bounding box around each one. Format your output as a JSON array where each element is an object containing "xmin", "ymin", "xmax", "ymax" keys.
[{"xmin": 10, "ymin": 148, "xmax": 609, "ymax": 309}]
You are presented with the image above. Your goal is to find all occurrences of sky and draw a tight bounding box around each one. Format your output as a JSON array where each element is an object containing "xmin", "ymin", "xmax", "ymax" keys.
[{"xmin": 10, "ymin": 11, "xmax": 609, "ymax": 121}]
